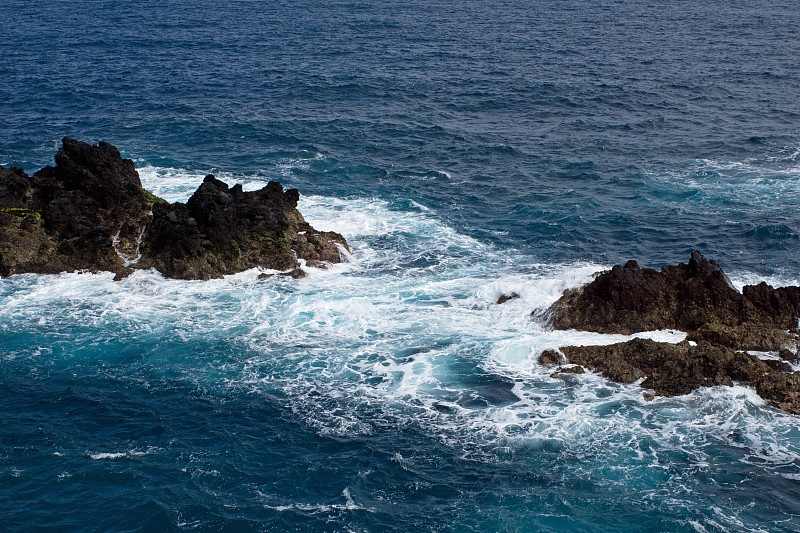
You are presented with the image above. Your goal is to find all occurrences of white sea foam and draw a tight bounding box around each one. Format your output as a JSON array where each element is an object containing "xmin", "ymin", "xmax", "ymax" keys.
[
  {"xmin": 409, "ymin": 200, "xmax": 429, "ymax": 211},
  {"xmin": 728, "ymin": 271, "xmax": 800, "ymax": 291},
  {"xmin": 136, "ymin": 164, "xmax": 210, "ymax": 202},
  {"xmin": 136, "ymin": 163, "xmax": 305, "ymax": 204},
  {"xmin": 258, "ymin": 487, "xmax": 373, "ymax": 514},
  {"xmin": 87, "ymin": 448, "xmax": 157, "ymax": 460},
  {"xmin": 4, "ymin": 170, "xmax": 800, "ymax": 504},
  {"xmin": 89, "ymin": 452, "xmax": 126, "ymax": 460},
  {"xmin": 641, "ymin": 149, "xmax": 800, "ymax": 226},
  {"xmin": 699, "ymin": 154, "xmax": 800, "ymax": 177}
]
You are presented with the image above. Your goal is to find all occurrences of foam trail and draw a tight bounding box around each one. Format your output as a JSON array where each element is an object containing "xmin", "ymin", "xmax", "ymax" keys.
[{"xmin": 3, "ymin": 175, "xmax": 800, "ymax": 526}]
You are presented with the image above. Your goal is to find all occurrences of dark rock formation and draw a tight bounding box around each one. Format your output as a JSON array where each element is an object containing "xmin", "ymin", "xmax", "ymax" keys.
[
  {"xmin": 257, "ymin": 268, "xmax": 307, "ymax": 280},
  {"xmin": 742, "ymin": 282, "xmax": 800, "ymax": 331},
  {"xmin": 548, "ymin": 251, "xmax": 800, "ymax": 351},
  {"xmin": 538, "ymin": 349, "xmax": 563, "ymax": 366},
  {"xmin": 135, "ymin": 175, "xmax": 348, "ymax": 280},
  {"xmin": 556, "ymin": 340, "xmax": 800, "ymax": 413},
  {"xmin": 0, "ymin": 138, "xmax": 348, "ymax": 280},
  {"xmin": 550, "ymin": 365, "xmax": 585, "ymax": 378},
  {"xmin": 1, "ymin": 138, "xmax": 152, "ymax": 277},
  {"xmin": 497, "ymin": 292, "xmax": 520, "ymax": 305},
  {"xmin": 541, "ymin": 251, "xmax": 800, "ymax": 414}
]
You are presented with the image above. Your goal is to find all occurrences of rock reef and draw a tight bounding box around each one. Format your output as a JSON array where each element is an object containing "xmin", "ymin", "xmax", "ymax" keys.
[
  {"xmin": 541, "ymin": 251, "xmax": 800, "ymax": 413},
  {"xmin": 0, "ymin": 138, "xmax": 348, "ymax": 280}
]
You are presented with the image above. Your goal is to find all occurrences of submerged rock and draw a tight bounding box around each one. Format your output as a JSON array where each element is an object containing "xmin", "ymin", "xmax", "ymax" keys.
[
  {"xmin": 541, "ymin": 252, "xmax": 800, "ymax": 414},
  {"xmin": 550, "ymin": 365, "xmax": 585, "ymax": 378},
  {"xmin": 0, "ymin": 138, "xmax": 348, "ymax": 280}
]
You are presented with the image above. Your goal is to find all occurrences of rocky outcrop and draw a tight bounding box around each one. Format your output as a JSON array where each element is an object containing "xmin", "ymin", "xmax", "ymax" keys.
[
  {"xmin": 135, "ymin": 175, "xmax": 348, "ymax": 280},
  {"xmin": 548, "ymin": 251, "xmax": 800, "ymax": 351},
  {"xmin": 0, "ymin": 138, "xmax": 348, "ymax": 280},
  {"xmin": 496, "ymin": 292, "xmax": 520, "ymax": 304},
  {"xmin": 553, "ymin": 340, "xmax": 800, "ymax": 413},
  {"xmin": 0, "ymin": 139, "xmax": 152, "ymax": 277},
  {"xmin": 541, "ymin": 252, "xmax": 800, "ymax": 413}
]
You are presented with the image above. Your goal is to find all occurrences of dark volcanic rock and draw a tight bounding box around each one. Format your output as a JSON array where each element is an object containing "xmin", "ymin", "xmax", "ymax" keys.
[
  {"xmin": 685, "ymin": 321, "xmax": 795, "ymax": 352},
  {"xmin": 1, "ymin": 138, "xmax": 152, "ymax": 277},
  {"xmin": 555, "ymin": 339, "xmax": 800, "ymax": 409},
  {"xmin": 0, "ymin": 166, "xmax": 31, "ymax": 208},
  {"xmin": 136, "ymin": 175, "xmax": 348, "ymax": 280},
  {"xmin": 543, "ymin": 251, "xmax": 800, "ymax": 414},
  {"xmin": 550, "ymin": 252, "xmax": 741, "ymax": 333},
  {"xmin": 560, "ymin": 339, "xmax": 735, "ymax": 395},
  {"xmin": 756, "ymin": 372, "xmax": 800, "ymax": 414},
  {"xmin": 497, "ymin": 292, "xmax": 520, "ymax": 305},
  {"xmin": 538, "ymin": 349, "xmax": 563, "ymax": 366},
  {"xmin": 550, "ymin": 365, "xmax": 585, "ymax": 378},
  {"xmin": 548, "ymin": 251, "xmax": 800, "ymax": 347},
  {"xmin": 742, "ymin": 282, "xmax": 800, "ymax": 331},
  {"xmin": 0, "ymin": 139, "xmax": 348, "ymax": 280}
]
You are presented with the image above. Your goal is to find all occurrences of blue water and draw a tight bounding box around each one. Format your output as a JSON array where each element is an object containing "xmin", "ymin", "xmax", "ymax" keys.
[{"xmin": 2, "ymin": 1, "xmax": 800, "ymax": 531}]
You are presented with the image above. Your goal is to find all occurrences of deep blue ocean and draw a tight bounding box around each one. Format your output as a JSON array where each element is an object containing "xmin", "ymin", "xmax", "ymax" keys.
[{"xmin": 2, "ymin": 1, "xmax": 800, "ymax": 531}]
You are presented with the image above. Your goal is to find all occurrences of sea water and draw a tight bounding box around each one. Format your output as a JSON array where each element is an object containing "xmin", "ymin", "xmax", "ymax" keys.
[{"xmin": 2, "ymin": 1, "xmax": 800, "ymax": 531}]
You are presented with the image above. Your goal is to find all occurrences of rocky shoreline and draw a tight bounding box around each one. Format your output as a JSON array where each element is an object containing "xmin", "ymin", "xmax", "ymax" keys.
[
  {"xmin": 540, "ymin": 251, "xmax": 800, "ymax": 413},
  {"xmin": 0, "ymin": 138, "xmax": 348, "ymax": 280}
]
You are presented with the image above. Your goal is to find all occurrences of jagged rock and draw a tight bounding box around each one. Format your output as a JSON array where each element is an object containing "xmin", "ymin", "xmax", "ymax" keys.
[
  {"xmin": 550, "ymin": 365, "xmax": 585, "ymax": 378},
  {"xmin": 1, "ymin": 138, "xmax": 152, "ymax": 277},
  {"xmin": 763, "ymin": 359, "xmax": 793, "ymax": 373},
  {"xmin": 281, "ymin": 268, "xmax": 307, "ymax": 279},
  {"xmin": 0, "ymin": 166, "xmax": 31, "ymax": 208},
  {"xmin": 538, "ymin": 349, "xmax": 563, "ymax": 366},
  {"xmin": 742, "ymin": 282, "xmax": 800, "ymax": 330},
  {"xmin": 136, "ymin": 175, "xmax": 347, "ymax": 280},
  {"xmin": 562, "ymin": 339, "xmax": 735, "ymax": 395},
  {"xmin": 685, "ymin": 321, "xmax": 796, "ymax": 352},
  {"xmin": 550, "ymin": 252, "xmax": 744, "ymax": 333},
  {"xmin": 548, "ymin": 251, "xmax": 800, "ymax": 350},
  {"xmin": 756, "ymin": 372, "xmax": 800, "ymax": 414},
  {"xmin": 558, "ymin": 338, "xmax": 800, "ymax": 409},
  {"xmin": 1, "ymin": 138, "xmax": 348, "ymax": 280},
  {"xmin": 257, "ymin": 268, "xmax": 307, "ymax": 281},
  {"xmin": 497, "ymin": 292, "xmax": 520, "ymax": 304},
  {"xmin": 780, "ymin": 348, "xmax": 799, "ymax": 365},
  {"xmin": 545, "ymin": 252, "xmax": 800, "ymax": 414}
]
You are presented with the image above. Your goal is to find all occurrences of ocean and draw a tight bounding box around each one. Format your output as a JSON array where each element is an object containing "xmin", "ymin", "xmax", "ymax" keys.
[{"xmin": 1, "ymin": 0, "xmax": 800, "ymax": 531}]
